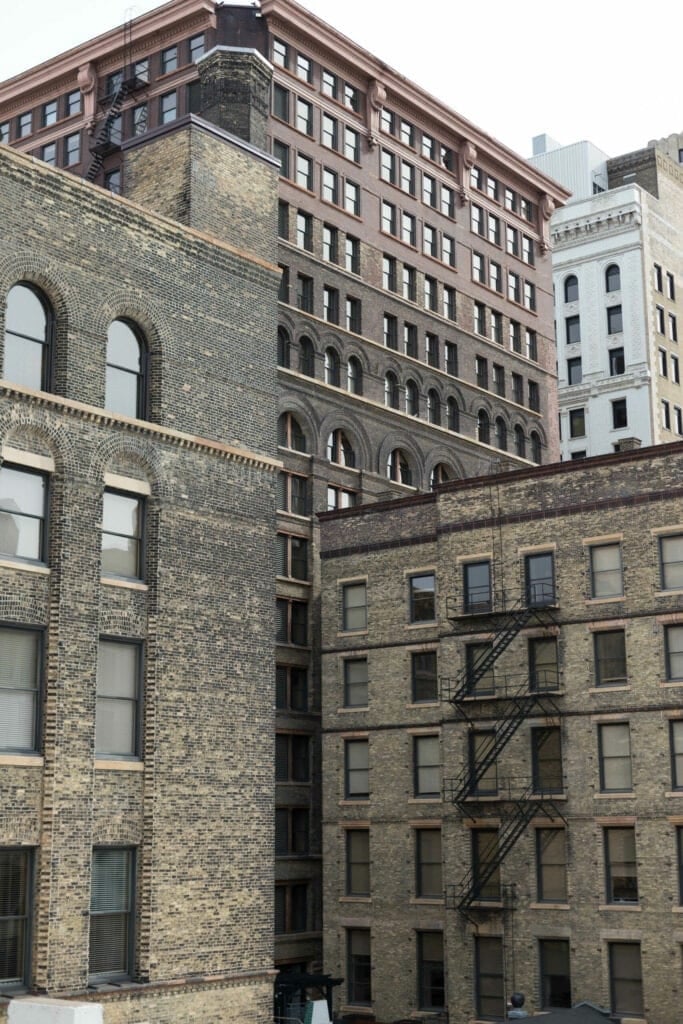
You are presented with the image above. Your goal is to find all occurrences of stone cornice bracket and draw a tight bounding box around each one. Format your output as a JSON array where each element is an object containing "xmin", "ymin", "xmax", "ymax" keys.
[
  {"xmin": 366, "ymin": 79, "xmax": 386, "ymax": 149},
  {"xmin": 540, "ymin": 193, "xmax": 555, "ymax": 253},
  {"xmin": 78, "ymin": 62, "xmax": 97, "ymax": 134}
]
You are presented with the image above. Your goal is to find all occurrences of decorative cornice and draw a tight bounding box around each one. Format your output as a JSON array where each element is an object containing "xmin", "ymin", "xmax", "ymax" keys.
[
  {"xmin": 0, "ymin": 383, "xmax": 281, "ymax": 474},
  {"xmin": 551, "ymin": 205, "xmax": 642, "ymax": 247}
]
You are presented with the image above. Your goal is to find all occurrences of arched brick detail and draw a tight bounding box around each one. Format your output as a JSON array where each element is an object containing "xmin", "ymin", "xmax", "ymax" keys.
[
  {"xmin": 377, "ymin": 431, "xmax": 425, "ymax": 484},
  {"xmin": 278, "ymin": 395, "xmax": 319, "ymax": 454},
  {"xmin": 424, "ymin": 447, "xmax": 464, "ymax": 482},
  {"xmin": 0, "ymin": 592, "xmax": 48, "ymax": 627},
  {"xmin": 93, "ymin": 294, "xmax": 166, "ymax": 424},
  {"xmin": 87, "ymin": 436, "xmax": 170, "ymax": 499},
  {"xmin": 0, "ymin": 407, "xmax": 76, "ymax": 478},
  {"xmin": 317, "ymin": 411, "xmax": 371, "ymax": 470}
]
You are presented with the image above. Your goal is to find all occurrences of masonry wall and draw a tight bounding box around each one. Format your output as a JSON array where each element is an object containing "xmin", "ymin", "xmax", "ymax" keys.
[{"xmin": 0, "ymin": 146, "xmax": 279, "ymax": 1023}]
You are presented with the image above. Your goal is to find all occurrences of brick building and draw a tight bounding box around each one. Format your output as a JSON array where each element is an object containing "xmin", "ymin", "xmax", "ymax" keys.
[
  {"xmin": 0, "ymin": 0, "xmax": 569, "ymax": 989},
  {"xmin": 319, "ymin": 443, "xmax": 683, "ymax": 1024},
  {"xmin": 0, "ymin": 111, "xmax": 280, "ymax": 1023}
]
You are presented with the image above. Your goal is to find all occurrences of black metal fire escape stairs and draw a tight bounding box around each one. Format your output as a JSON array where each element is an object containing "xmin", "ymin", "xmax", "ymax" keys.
[{"xmin": 441, "ymin": 589, "xmax": 566, "ymax": 920}]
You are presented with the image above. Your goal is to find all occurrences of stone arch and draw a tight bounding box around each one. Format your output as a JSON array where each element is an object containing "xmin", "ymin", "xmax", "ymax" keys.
[
  {"xmin": 425, "ymin": 447, "xmax": 464, "ymax": 486},
  {"xmin": 0, "ymin": 408, "xmax": 75, "ymax": 478},
  {"xmin": 94, "ymin": 294, "xmax": 165, "ymax": 422},
  {"xmin": 87, "ymin": 436, "xmax": 170, "ymax": 499},
  {"xmin": 318, "ymin": 410, "xmax": 371, "ymax": 471},
  {"xmin": 377, "ymin": 431, "xmax": 425, "ymax": 487},
  {"xmin": 277, "ymin": 394, "xmax": 318, "ymax": 454}
]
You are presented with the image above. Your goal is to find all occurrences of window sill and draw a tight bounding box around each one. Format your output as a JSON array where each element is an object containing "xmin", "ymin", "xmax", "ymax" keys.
[
  {"xmin": 529, "ymin": 902, "xmax": 570, "ymax": 910},
  {"xmin": 404, "ymin": 622, "xmax": 437, "ymax": 630},
  {"xmin": 337, "ymin": 706, "xmax": 369, "ymax": 713},
  {"xmin": 95, "ymin": 759, "xmax": 144, "ymax": 771},
  {"xmin": 340, "ymin": 896, "xmax": 371, "ymax": 903},
  {"xmin": 101, "ymin": 577, "xmax": 148, "ymax": 592},
  {"xmin": 585, "ymin": 596, "xmax": 624, "ymax": 605},
  {"xmin": 0, "ymin": 753, "xmax": 44, "ymax": 766},
  {"xmin": 0, "ymin": 557, "xmax": 49, "ymax": 575},
  {"xmin": 661, "ymin": 681, "xmax": 683, "ymax": 688},
  {"xmin": 594, "ymin": 792, "xmax": 636, "ymax": 799},
  {"xmin": 407, "ymin": 701, "xmax": 440, "ymax": 709},
  {"xmin": 654, "ymin": 589, "xmax": 683, "ymax": 599},
  {"xmin": 664, "ymin": 791, "xmax": 683, "ymax": 798},
  {"xmin": 598, "ymin": 903, "xmax": 641, "ymax": 911},
  {"xmin": 339, "ymin": 1005, "xmax": 373, "ymax": 1016},
  {"xmin": 410, "ymin": 897, "xmax": 444, "ymax": 906},
  {"xmin": 589, "ymin": 685, "xmax": 630, "ymax": 693},
  {"xmin": 408, "ymin": 797, "xmax": 442, "ymax": 804}
]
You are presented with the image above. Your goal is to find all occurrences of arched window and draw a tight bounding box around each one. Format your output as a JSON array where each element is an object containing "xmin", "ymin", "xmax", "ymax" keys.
[
  {"xmin": 605, "ymin": 264, "xmax": 621, "ymax": 293},
  {"xmin": 384, "ymin": 371, "xmax": 400, "ymax": 409},
  {"xmin": 299, "ymin": 336, "xmax": 315, "ymax": 377},
  {"xmin": 514, "ymin": 425, "xmax": 526, "ymax": 458},
  {"xmin": 347, "ymin": 356, "xmax": 363, "ymax": 395},
  {"xmin": 387, "ymin": 448, "xmax": 412, "ymax": 486},
  {"xmin": 105, "ymin": 319, "xmax": 146, "ymax": 418},
  {"xmin": 327, "ymin": 429, "xmax": 355, "ymax": 467},
  {"xmin": 277, "ymin": 327, "xmax": 291, "ymax": 368},
  {"xmin": 430, "ymin": 463, "xmax": 450, "ymax": 490},
  {"xmin": 405, "ymin": 379, "xmax": 419, "ymax": 417},
  {"xmin": 278, "ymin": 412, "xmax": 307, "ymax": 452},
  {"xmin": 530, "ymin": 431, "xmax": 542, "ymax": 464},
  {"xmin": 427, "ymin": 389, "xmax": 441, "ymax": 425},
  {"xmin": 4, "ymin": 283, "xmax": 52, "ymax": 390},
  {"xmin": 495, "ymin": 417, "xmax": 507, "ymax": 450},
  {"xmin": 324, "ymin": 347, "xmax": 341, "ymax": 387},
  {"xmin": 447, "ymin": 397, "xmax": 459, "ymax": 432},
  {"xmin": 564, "ymin": 275, "xmax": 578, "ymax": 303},
  {"xmin": 477, "ymin": 409, "xmax": 490, "ymax": 445}
]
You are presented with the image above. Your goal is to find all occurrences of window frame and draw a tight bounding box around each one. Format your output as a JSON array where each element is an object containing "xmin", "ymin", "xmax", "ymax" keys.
[
  {"xmin": 344, "ymin": 738, "xmax": 369, "ymax": 800},
  {"xmin": 417, "ymin": 931, "xmax": 445, "ymax": 1011},
  {"xmin": 0, "ymin": 462, "xmax": 49, "ymax": 566},
  {"xmin": 89, "ymin": 846, "xmax": 135, "ymax": 982},
  {"xmin": 415, "ymin": 828, "xmax": 442, "ymax": 899},
  {"xmin": 343, "ymin": 657, "xmax": 368, "ymax": 708},
  {"xmin": 604, "ymin": 826, "xmax": 638, "ymax": 904},
  {"xmin": 95, "ymin": 637, "xmax": 143, "ymax": 760},
  {"xmin": 409, "ymin": 573, "xmax": 436, "ymax": 623},
  {"xmin": 4, "ymin": 282, "xmax": 54, "ymax": 392},
  {"xmin": 345, "ymin": 829, "xmax": 370, "ymax": 896},
  {"xmin": 101, "ymin": 488, "xmax": 145, "ymax": 582},
  {"xmin": 536, "ymin": 828, "xmax": 567, "ymax": 903},
  {"xmin": 598, "ymin": 722, "xmax": 632, "ymax": 793},
  {"xmin": 589, "ymin": 543, "xmax": 623, "ymax": 599},
  {"xmin": 0, "ymin": 847, "xmax": 33, "ymax": 990},
  {"xmin": 411, "ymin": 650, "xmax": 438, "ymax": 703},
  {"xmin": 413, "ymin": 733, "xmax": 440, "ymax": 798}
]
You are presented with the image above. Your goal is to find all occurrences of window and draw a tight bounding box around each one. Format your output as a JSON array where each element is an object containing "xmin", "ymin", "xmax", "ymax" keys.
[
  {"xmin": 347, "ymin": 356, "xmax": 363, "ymax": 395},
  {"xmin": 565, "ymin": 315, "xmax": 581, "ymax": 344},
  {"xmin": 101, "ymin": 490, "xmax": 143, "ymax": 580},
  {"xmin": 412, "ymin": 651, "xmax": 438, "ymax": 703},
  {"xmin": 530, "ymin": 431, "xmax": 542, "ymax": 464},
  {"xmin": 383, "ymin": 314, "xmax": 398, "ymax": 350},
  {"xmin": 0, "ymin": 627, "xmax": 41, "ymax": 753},
  {"xmin": 568, "ymin": 409, "xmax": 586, "ymax": 441},
  {"xmin": 672, "ymin": 354, "xmax": 680, "ymax": 383},
  {"xmin": 161, "ymin": 45, "xmax": 178, "ymax": 73},
  {"xmin": 532, "ymin": 726, "xmax": 563, "ymax": 793},
  {"xmin": 296, "ymin": 211, "xmax": 312, "ymax": 250},
  {"xmin": 670, "ymin": 721, "xmax": 683, "ymax": 790},
  {"xmin": 567, "ymin": 357, "xmax": 582, "ymax": 385},
  {"xmin": 273, "ymin": 140, "xmax": 289, "ymax": 177},
  {"xmin": 295, "ymin": 52, "xmax": 312, "ymax": 82},
  {"xmin": 387, "ymin": 448, "xmax": 412, "ymax": 485},
  {"xmin": 402, "ymin": 265, "xmax": 416, "ymax": 301},
  {"xmin": 529, "ymin": 637, "xmax": 559, "ymax": 691},
  {"xmin": 382, "ymin": 200, "xmax": 397, "ymax": 235},
  {"xmin": 104, "ymin": 169, "xmax": 121, "ymax": 195},
  {"xmin": 594, "ymin": 630, "xmax": 627, "ymax": 686},
  {"xmin": 273, "ymin": 84, "xmax": 289, "ymax": 121},
  {"xmin": 526, "ymin": 328, "xmax": 538, "ymax": 362},
  {"xmin": 327, "ymin": 429, "xmax": 355, "ymax": 466},
  {"xmin": 323, "ymin": 344, "xmax": 339, "ymax": 385},
  {"xmin": 489, "ymin": 261, "xmax": 502, "ymax": 293},
  {"xmin": 654, "ymin": 263, "xmax": 663, "ymax": 291},
  {"xmin": 105, "ymin": 319, "xmax": 146, "ymax": 419},
  {"xmin": 0, "ymin": 464, "xmax": 48, "ymax": 564},
  {"xmin": 66, "ymin": 90, "xmax": 81, "ymax": 116},
  {"xmin": 275, "ymin": 665, "xmax": 308, "ymax": 711},
  {"xmin": 598, "ymin": 722, "xmax": 632, "ymax": 792},
  {"xmin": 275, "ymin": 883, "xmax": 308, "ymax": 933},
  {"xmin": 426, "ymin": 333, "xmax": 439, "ymax": 368},
  {"xmin": 0, "ymin": 122, "xmax": 9, "ymax": 144},
  {"xmin": 296, "ymin": 153, "xmax": 313, "ymax": 190},
  {"xmin": 323, "ymin": 288, "xmax": 339, "ymax": 324},
  {"xmin": 343, "ymin": 126, "xmax": 360, "ymax": 162},
  {"xmin": 670, "ymin": 313, "xmax": 678, "ymax": 342},
  {"xmin": 422, "ymin": 133, "xmax": 435, "ymax": 160},
  {"xmin": 321, "ymin": 69, "xmax": 337, "ymax": 98},
  {"xmin": 609, "ymin": 943, "xmax": 643, "ymax": 1017},
  {"xmin": 346, "ymin": 830, "xmax": 370, "ymax": 896},
  {"xmin": 465, "ymin": 642, "xmax": 494, "ymax": 696},
  {"xmin": 562, "ymin": 275, "xmax": 579, "ymax": 303},
  {"xmin": 510, "ymin": 321, "xmax": 522, "ymax": 353},
  {"xmin": 276, "ymin": 599, "xmax": 308, "ymax": 646},
  {"xmin": 464, "ymin": 561, "xmax": 491, "ymax": 614},
  {"xmin": 346, "ymin": 296, "xmax": 361, "ymax": 333},
  {"xmin": 663, "ymin": 400, "xmax": 672, "ymax": 431},
  {"xmin": 605, "ymin": 827, "xmax": 638, "ymax": 903},
  {"xmin": 345, "ymin": 235, "xmax": 360, "ymax": 274},
  {"xmin": 345, "ymin": 739, "xmax": 369, "ymax": 799},
  {"xmin": 0, "ymin": 847, "xmax": 31, "ymax": 987},
  {"xmin": 342, "ymin": 582, "xmax": 367, "ymax": 632},
  {"xmin": 159, "ymin": 91, "xmax": 177, "ymax": 124},
  {"xmin": 347, "ymin": 929, "xmax": 371, "ymax": 1005},
  {"xmin": 402, "ymin": 212, "xmax": 416, "ymax": 246},
  {"xmin": 423, "ymin": 224, "xmax": 437, "ymax": 257},
  {"xmin": 423, "ymin": 275, "xmax": 437, "ymax": 312},
  {"xmin": 413, "ymin": 734, "xmax": 440, "ymax": 797},
  {"xmin": 540, "ymin": 939, "xmax": 571, "ymax": 1009},
  {"xmin": 609, "ymin": 347, "xmax": 625, "ymax": 376},
  {"xmin": 404, "ymin": 322, "xmax": 417, "ymax": 357},
  {"xmin": 278, "ymin": 412, "xmax": 307, "ymax": 451},
  {"xmin": 4, "ymin": 282, "xmax": 53, "ymax": 391},
  {"xmin": 321, "ymin": 223, "xmax": 337, "ymax": 262},
  {"xmin": 343, "ymin": 83, "xmax": 360, "ymax": 113},
  {"xmin": 508, "ymin": 271, "xmax": 520, "ymax": 303},
  {"xmin": 528, "ymin": 380, "xmax": 540, "ymax": 412},
  {"xmin": 514, "ymin": 424, "xmax": 526, "ymax": 457},
  {"xmin": 60, "ymin": 131, "xmax": 80, "ymax": 167},
  {"xmin": 89, "ymin": 847, "xmax": 134, "ymax": 980},
  {"xmin": 441, "ymin": 185, "xmax": 454, "ymax": 218},
  {"xmin": 665, "ymin": 625, "xmax": 683, "ymax": 681},
  {"xmin": 380, "ymin": 148, "xmax": 396, "ymax": 183},
  {"xmin": 469, "ymin": 730, "xmax": 497, "ymax": 796},
  {"xmin": 409, "ymin": 574, "xmax": 435, "ymax": 623},
  {"xmin": 40, "ymin": 143, "xmax": 56, "ymax": 166},
  {"xmin": 344, "ymin": 658, "xmax": 368, "ymax": 707},
  {"xmin": 666, "ymin": 270, "xmax": 676, "ymax": 299},
  {"xmin": 422, "ymin": 172, "xmax": 436, "ymax": 207},
  {"xmin": 444, "ymin": 343, "xmax": 458, "ymax": 379},
  {"xmin": 522, "ymin": 235, "xmax": 534, "ymax": 265},
  {"xmin": 536, "ymin": 829, "xmax": 567, "ymax": 902},
  {"xmin": 189, "ymin": 33, "xmax": 205, "ymax": 61},
  {"xmin": 382, "ymin": 255, "xmax": 397, "ymax": 291},
  {"xmin": 472, "ymin": 828, "xmax": 499, "ymax": 901},
  {"xmin": 415, "ymin": 828, "xmax": 442, "ymax": 898},
  {"xmin": 401, "ymin": 160, "xmax": 415, "ymax": 195},
  {"xmin": 343, "ymin": 179, "xmax": 360, "ymax": 216},
  {"xmin": 607, "ymin": 305, "xmax": 623, "ymax": 334},
  {"xmin": 524, "ymin": 551, "xmax": 554, "ymax": 608},
  {"xmin": 590, "ymin": 543, "xmax": 622, "ymax": 598},
  {"xmin": 276, "ymin": 733, "xmax": 310, "ymax": 781},
  {"xmin": 442, "ymin": 234, "xmax": 455, "ymax": 266},
  {"xmin": 487, "ymin": 213, "xmax": 500, "ymax": 247},
  {"xmin": 472, "ymin": 251, "xmax": 485, "ymax": 283},
  {"xmin": 477, "ymin": 409, "xmax": 490, "ymax": 445},
  {"xmin": 296, "ymin": 98, "xmax": 313, "ymax": 136},
  {"xmin": 275, "ymin": 808, "xmax": 309, "ymax": 856},
  {"xmin": 384, "ymin": 371, "xmax": 400, "ymax": 409},
  {"xmin": 475, "ymin": 936, "xmax": 504, "ymax": 1019},
  {"xmin": 656, "ymin": 305, "xmax": 665, "ymax": 333},
  {"xmin": 95, "ymin": 638, "xmax": 141, "ymax": 759},
  {"xmin": 405, "ymin": 379, "xmax": 419, "ymax": 416},
  {"xmin": 276, "ymin": 533, "xmax": 308, "ymax": 580},
  {"xmin": 605, "ymin": 263, "xmax": 621, "ymax": 292},
  {"xmin": 18, "ymin": 112, "xmax": 32, "ymax": 138},
  {"xmin": 417, "ymin": 933, "xmax": 444, "ymax": 1010},
  {"xmin": 475, "ymin": 355, "xmax": 488, "ymax": 390},
  {"xmin": 660, "ymin": 535, "xmax": 683, "ymax": 591}
]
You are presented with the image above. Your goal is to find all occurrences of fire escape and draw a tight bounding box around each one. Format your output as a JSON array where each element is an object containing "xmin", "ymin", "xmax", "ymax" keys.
[
  {"xmin": 442, "ymin": 571, "xmax": 566, "ymax": 920},
  {"xmin": 84, "ymin": 18, "xmax": 148, "ymax": 185}
]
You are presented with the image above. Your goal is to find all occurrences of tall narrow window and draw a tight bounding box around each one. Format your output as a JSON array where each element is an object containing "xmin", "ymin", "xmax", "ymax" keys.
[
  {"xmin": 540, "ymin": 939, "xmax": 571, "ymax": 1009},
  {"xmin": 412, "ymin": 651, "xmax": 438, "ymax": 703},
  {"xmin": 599, "ymin": 723, "xmax": 632, "ymax": 792},
  {"xmin": 594, "ymin": 630, "xmax": 627, "ymax": 686},
  {"xmin": 415, "ymin": 829, "xmax": 442, "ymax": 898},
  {"xmin": 472, "ymin": 829, "xmax": 499, "ymax": 900},
  {"xmin": 342, "ymin": 583, "xmax": 367, "ymax": 632},
  {"xmin": 346, "ymin": 830, "xmax": 370, "ymax": 896},
  {"xmin": 417, "ymin": 933, "xmax": 445, "ymax": 1010},
  {"xmin": 590, "ymin": 543, "xmax": 623, "ymax": 598},
  {"xmin": 345, "ymin": 739, "xmax": 369, "ymax": 799},
  {"xmin": 609, "ymin": 943, "xmax": 643, "ymax": 1017},
  {"xmin": 532, "ymin": 727, "xmax": 563, "ymax": 794},
  {"xmin": 476, "ymin": 936, "xmax": 504, "ymax": 1019},
  {"xmin": 413, "ymin": 734, "xmax": 440, "ymax": 797},
  {"xmin": 525, "ymin": 551, "xmax": 555, "ymax": 606},
  {"xmin": 105, "ymin": 320, "xmax": 146, "ymax": 418},
  {"xmin": 536, "ymin": 829, "xmax": 567, "ymax": 902},
  {"xmin": 89, "ymin": 847, "xmax": 134, "ymax": 980},
  {"xmin": 0, "ymin": 464, "xmax": 48, "ymax": 564},
  {"xmin": 660, "ymin": 535, "xmax": 683, "ymax": 591},
  {"xmin": 529, "ymin": 637, "xmax": 559, "ymax": 691},
  {"xmin": 344, "ymin": 658, "xmax": 368, "ymax": 707},
  {"xmin": 0, "ymin": 627, "xmax": 40, "ymax": 753},
  {"xmin": 4, "ymin": 283, "xmax": 52, "ymax": 390},
  {"xmin": 409, "ymin": 574, "xmax": 435, "ymax": 622},
  {"xmin": 347, "ymin": 929, "xmax": 371, "ymax": 1004},
  {"xmin": 464, "ymin": 561, "xmax": 491, "ymax": 613},
  {"xmin": 96, "ymin": 640, "xmax": 141, "ymax": 758},
  {"xmin": 101, "ymin": 490, "xmax": 144, "ymax": 580},
  {"xmin": 604, "ymin": 827, "xmax": 638, "ymax": 903},
  {"xmin": 0, "ymin": 848, "xmax": 31, "ymax": 987}
]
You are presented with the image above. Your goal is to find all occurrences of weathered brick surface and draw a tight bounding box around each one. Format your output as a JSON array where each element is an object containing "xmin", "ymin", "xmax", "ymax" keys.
[{"xmin": 0, "ymin": 143, "xmax": 278, "ymax": 1022}]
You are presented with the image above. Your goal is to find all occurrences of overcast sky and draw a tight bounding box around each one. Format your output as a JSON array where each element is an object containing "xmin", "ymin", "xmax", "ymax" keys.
[{"xmin": 1, "ymin": 0, "xmax": 679, "ymax": 160}]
